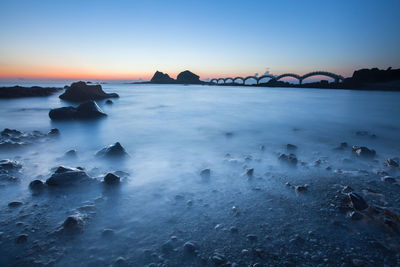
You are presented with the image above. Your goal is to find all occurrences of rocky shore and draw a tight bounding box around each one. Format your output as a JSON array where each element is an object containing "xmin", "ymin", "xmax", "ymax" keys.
[
  {"xmin": 0, "ymin": 125, "xmax": 399, "ymax": 266},
  {"xmin": 0, "ymin": 86, "xmax": 62, "ymax": 98}
]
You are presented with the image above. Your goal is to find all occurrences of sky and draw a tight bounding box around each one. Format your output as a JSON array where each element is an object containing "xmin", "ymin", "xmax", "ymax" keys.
[{"xmin": 0, "ymin": 0, "xmax": 399, "ymax": 81}]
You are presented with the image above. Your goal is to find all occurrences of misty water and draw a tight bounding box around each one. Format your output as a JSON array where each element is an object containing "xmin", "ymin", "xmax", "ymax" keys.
[{"xmin": 1, "ymin": 84, "xmax": 400, "ymax": 266}]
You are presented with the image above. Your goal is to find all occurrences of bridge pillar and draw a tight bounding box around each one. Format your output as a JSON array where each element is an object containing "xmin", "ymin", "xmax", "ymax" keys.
[{"xmin": 299, "ymin": 79, "xmax": 303, "ymax": 85}]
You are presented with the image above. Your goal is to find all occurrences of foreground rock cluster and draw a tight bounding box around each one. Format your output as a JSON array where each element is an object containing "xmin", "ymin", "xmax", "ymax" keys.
[{"xmin": 59, "ymin": 81, "xmax": 119, "ymax": 102}]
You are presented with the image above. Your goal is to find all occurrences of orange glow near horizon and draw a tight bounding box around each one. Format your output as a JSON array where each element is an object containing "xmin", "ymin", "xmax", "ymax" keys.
[{"xmin": 0, "ymin": 65, "xmax": 353, "ymax": 81}]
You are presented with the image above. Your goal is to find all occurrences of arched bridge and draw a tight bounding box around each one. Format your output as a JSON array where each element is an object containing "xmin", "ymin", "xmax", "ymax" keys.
[{"xmin": 210, "ymin": 71, "xmax": 344, "ymax": 85}]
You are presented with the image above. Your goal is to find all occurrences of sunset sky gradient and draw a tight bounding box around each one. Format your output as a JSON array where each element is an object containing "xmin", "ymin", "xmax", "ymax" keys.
[{"xmin": 1, "ymin": 0, "xmax": 399, "ymax": 81}]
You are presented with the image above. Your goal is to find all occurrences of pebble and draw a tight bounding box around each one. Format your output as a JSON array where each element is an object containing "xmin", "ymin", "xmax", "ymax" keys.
[
  {"xmin": 8, "ymin": 201, "xmax": 23, "ymax": 207},
  {"xmin": 246, "ymin": 234, "xmax": 257, "ymax": 241},
  {"xmin": 16, "ymin": 234, "xmax": 28, "ymax": 243},
  {"xmin": 211, "ymin": 252, "xmax": 226, "ymax": 265},
  {"xmin": 183, "ymin": 241, "xmax": 196, "ymax": 253}
]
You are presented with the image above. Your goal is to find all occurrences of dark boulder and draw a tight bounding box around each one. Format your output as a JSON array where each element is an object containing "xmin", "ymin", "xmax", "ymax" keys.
[
  {"xmin": 29, "ymin": 179, "xmax": 46, "ymax": 192},
  {"xmin": 46, "ymin": 166, "xmax": 93, "ymax": 186},
  {"xmin": 348, "ymin": 192, "xmax": 368, "ymax": 211},
  {"xmin": 63, "ymin": 214, "xmax": 84, "ymax": 232},
  {"xmin": 150, "ymin": 71, "xmax": 175, "ymax": 83},
  {"xmin": 200, "ymin": 168, "xmax": 211, "ymax": 178},
  {"xmin": 105, "ymin": 99, "xmax": 113, "ymax": 104},
  {"xmin": 47, "ymin": 128, "xmax": 60, "ymax": 136},
  {"xmin": 286, "ymin": 144, "xmax": 297, "ymax": 150},
  {"xmin": 49, "ymin": 101, "xmax": 107, "ymax": 120},
  {"xmin": 278, "ymin": 153, "xmax": 298, "ymax": 165},
  {"xmin": 177, "ymin": 70, "xmax": 201, "ymax": 84},
  {"xmin": 352, "ymin": 146, "xmax": 376, "ymax": 158},
  {"xmin": 96, "ymin": 142, "xmax": 129, "ymax": 158},
  {"xmin": 59, "ymin": 81, "xmax": 119, "ymax": 102},
  {"xmin": 103, "ymin": 173, "xmax": 120, "ymax": 185},
  {"xmin": 64, "ymin": 149, "xmax": 77, "ymax": 158}
]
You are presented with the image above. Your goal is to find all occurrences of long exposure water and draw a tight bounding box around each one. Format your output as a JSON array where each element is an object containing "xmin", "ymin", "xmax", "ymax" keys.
[{"xmin": 0, "ymin": 83, "xmax": 399, "ymax": 266}]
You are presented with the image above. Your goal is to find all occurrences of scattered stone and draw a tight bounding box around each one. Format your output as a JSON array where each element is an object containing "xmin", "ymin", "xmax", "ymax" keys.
[
  {"xmin": 15, "ymin": 234, "xmax": 28, "ymax": 243},
  {"xmin": 64, "ymin": 149, "xmax": 77, "ymax": 158},
  {"xmin": 295, "ymin": 185, "xmax": 308, "ymax": 194},
  {"xmin": 352, "ymin": 146, "xmax": 376, "ymax": 158},
  {"xmin": 183, "ymin": 241, "xmax": 196, "ymax": 254},
  {"xmin": 103, "ymin": 173, "xmax": 120, "ymax": 185},
  {"xmin": 230, "ymin": 226, "xmax": 238, "ymax": 233},
  {"xmin": 348, "ymin": 192, "xmax": 368, "ymax": 211},
  {"xmin": 29, "ymin": 179, "xmax": 46, "ymax": 192},
  {"xmin": 286, "ymin": 144, "xmax": 297, "ymax": 150},
  {"xmin": 278, "ymin": 153, "xmax": 298, "ymax": 165},
  {"xmin": 63, "ymin": 214, "xmax": 84, "ymax": 232},
  {"xmin": 384, "ymin": 158, "xmax": 399, "ymax": 168},
  {"xmin": 8, "ymin": 201, "xmax": 22, "ymax": 207},
  {"xmin": 245, "ymin": 168, "xmax": 254, "ymax": 177},
  {"xmin": 47, "ymin": 128, "xmax": 60, "ymax": 136},
  {"xmin": 96, "ymin": 142, "xmax": 129, "ymax": 158},
  {"xmin": 59, "ymin": 81, "xmax": 119, "ymax": 102},
  {"xmin": 113, "ymin": 256, "xmax": 127, "ymax": 266},
  {"xmin": 381, "ymin": 176, "xmax": 396, "ymax": 183},
  {"xmin": 200, "ymin": 168, "xmax": 211, "ymax": 178},
  {"xmin": 46, "ymin": 166, "xmax": 93, "ymax": 186},
  {"xmin": 49, "ymin": 100, "xmax": 107, "ymax": 120},
  {"xmin": 211, "ymin": 252, "xmax": 226, "ymax": 265}
]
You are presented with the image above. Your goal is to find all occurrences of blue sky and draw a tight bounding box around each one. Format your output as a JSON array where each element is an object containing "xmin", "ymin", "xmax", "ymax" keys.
[{"xmin": 0, "ymin": 0, "xmax": 399, "ymax": 80}]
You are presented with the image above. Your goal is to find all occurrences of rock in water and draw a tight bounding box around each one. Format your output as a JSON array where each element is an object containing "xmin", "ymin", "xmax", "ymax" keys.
[
  {"xmin": 200, "ymin": 168, "xmax": 211, "ymax": 178},
  {"xmin": 96, "ymin": 142, "xmax": 129, "ymax": 158},
  {"xmin": 348, "ymin": 192, "xmax": 368, "ymax": 211},
  {"xmin": 278, "ymin": 153, "xmax": 298, "ymax": 165},
  {"xmin": 29, "ymin": 179, "xmax": 46, "ymax": 192},
  {"xmin": 286, "ymin": 144, "xmax": 297, "ymax": 150},
  {"xmin": 59, "ymin": 81, "xmax": 119, "ymax": 101},
  {"xmin": 46, "ymin": 166, "xmax": 93, "ymax": 186},
  {"xmin": 0, "ymin": 159, "xmax": 22, "ymax": 172},
  {"xmin": 384, "ymin": 158, "xmax": 399, "ymax": 168},
  {"xmin": 63, "ymin": 214, "xmax": 84, "ymax": 232},
  {"xmin": 183, "ymin": 241, "xmax": 196, "ymax": 253},
  {"xmin": 103, "ymin": 173, "xmax": 120, "ymax": 185},
  {"xmin": 352, "ymin": 146, "xmax": 376, "ymax": 158},
  {"xmin": 176, "ymin": 70, "xmax": 201, "ymax": 84},
  {"xmin": 49, "ymin": 100, "xmax": 107, "ymax": 120},
  {"xmin": 150, "ymin": 71, "xmax": 175, "ymax": 83}
]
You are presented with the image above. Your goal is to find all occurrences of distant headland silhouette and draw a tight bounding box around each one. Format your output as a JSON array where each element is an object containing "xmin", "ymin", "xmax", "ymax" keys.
[{"xmin": 134, "ymin": 67, "xmax": 400, "ymax": 90}]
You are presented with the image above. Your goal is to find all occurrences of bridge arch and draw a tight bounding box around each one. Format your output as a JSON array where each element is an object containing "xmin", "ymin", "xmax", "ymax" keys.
[
  {"xmin": 301, "ymin": 71, "xmax": 344, "ymax": 83},
  {"xmin": 233, "ymin": 77, "xmax": 245, "ymax": 84},
  {"xmin": 257, "ymin": 74, "xmax": 275, "ymax": 84},
  {"xmin": 217, "ymin": 78, "xmax": 225, "ymax": 84},
  {"xmin": 224, "ymin": 77, "xmax": 234, "ymax": 84},
  {"xmin": 244, "ymin": 76, "xmax": 258, "ymax": 85},
  {"xmin": 274, "ymin": 73, "xmax": 302, "ymax": 83},
  {"xmin": 210, "ymin": 78, "xmax": 218, "ymax": 84}
]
